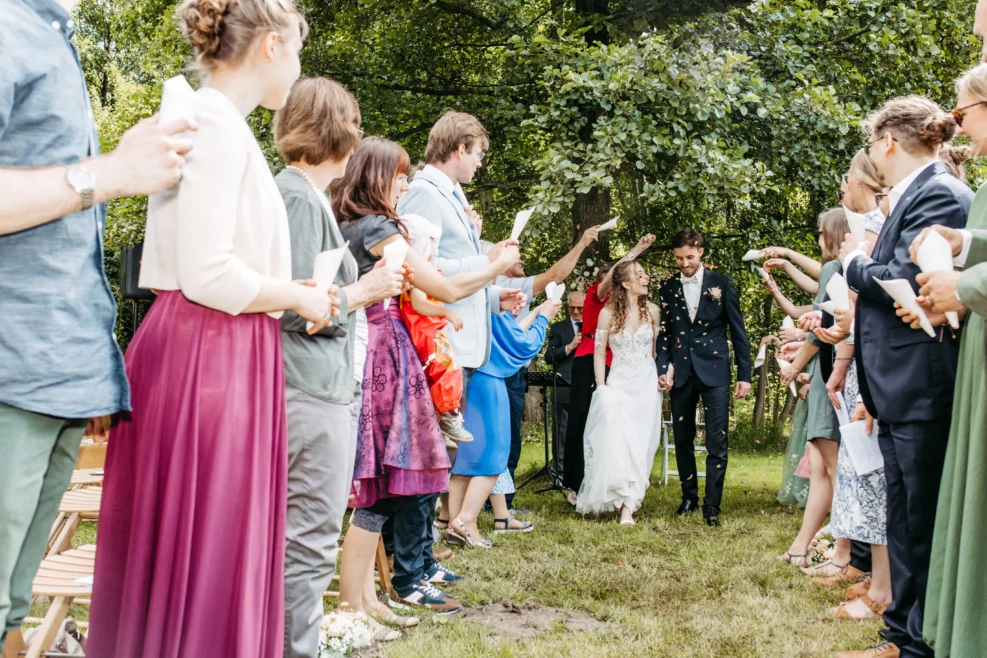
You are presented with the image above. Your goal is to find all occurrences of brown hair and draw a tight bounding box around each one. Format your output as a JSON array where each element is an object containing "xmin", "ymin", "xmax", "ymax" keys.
[
  {"xmin": 671, "ymin": 228, "xmax": 703, "ymax": 250},
  {"xmin": 608, "ymin": 261, "xmax": 649, "ymax": 334},
  {"xmin": 848, "ymin": 148, "xmax": 882, "ymax": 193},
  {"xmin": 274, "ymin": 77, "xmax": 361, "ymax": 165},
  {"xmin": 423, "ymin": 110, "xmax": 489, "ymax": 164},
  {"xmin": 177, "ymin": 0, "xmax": 308, "ymax": 74},
  {"xmin": 331, "ymin": 137, "xmax": 410, "ymax": 235},
  {"xmin": 941, "ymin": 144, "xmax": 972, "ymax": 181},
  {"xmin": 867, "ymin": 95, "xmax": 957, "ymax": 156},
  {"xmin": 594, "ymin": 261, "xmax": 617, "ymax": 284},
  {"xmin": 817, "ymin": 207, "xmax": 850, "ymax": 263}
]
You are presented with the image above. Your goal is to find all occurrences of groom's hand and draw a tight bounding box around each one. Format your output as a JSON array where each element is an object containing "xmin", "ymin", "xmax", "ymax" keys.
[{"xmin": 734, "ymin": 381, "xmax": 751, "ymax": 399}]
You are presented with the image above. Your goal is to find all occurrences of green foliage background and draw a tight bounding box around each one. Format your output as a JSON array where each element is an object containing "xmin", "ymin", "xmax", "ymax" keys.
[{"xmin": 77, "ymin": 0, "xmax": 983, "ymax": 414}]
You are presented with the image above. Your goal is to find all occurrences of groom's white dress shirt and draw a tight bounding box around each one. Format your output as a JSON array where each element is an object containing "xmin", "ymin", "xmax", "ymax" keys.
[{"xmin": 681, "ymin": 264, "xmax": 705, "ymax": 322}]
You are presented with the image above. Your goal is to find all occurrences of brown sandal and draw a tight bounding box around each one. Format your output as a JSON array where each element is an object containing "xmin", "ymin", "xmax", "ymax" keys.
[{"xmin": 833, "ymin": 593, "xmax": 888, "ymax": 620}]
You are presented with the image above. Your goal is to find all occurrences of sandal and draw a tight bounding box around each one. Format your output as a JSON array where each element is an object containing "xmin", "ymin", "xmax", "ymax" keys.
[
  {"xmin": 493, "ymin": 516, "xmax": 534, "ymax": 534},
  {"xmin": 448, "ymin": 518, "xmax": 492, "ymax": 549},
  {"xmin": 366, "ymin": 601, "xmax": 420, "ymax": 628},
  {"xmin": 776, "ymin": 550, "xmax": 808, "ymax": 567},
  {"xmin": 801, "ymin": 560, "xmax": 847, "ymax": 577},
  {"xmin": 362, "ymin": 614, "xmax": 402, "ymax": 642},
  {"xmin": 832, "ymin": 593, "xmax": 888, "ymax": 620}
]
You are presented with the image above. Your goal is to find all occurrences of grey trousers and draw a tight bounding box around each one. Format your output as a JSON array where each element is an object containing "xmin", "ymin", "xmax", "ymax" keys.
[{"xmin": 283, "ymin": 383, "xmax": 359, "ymax": 658}]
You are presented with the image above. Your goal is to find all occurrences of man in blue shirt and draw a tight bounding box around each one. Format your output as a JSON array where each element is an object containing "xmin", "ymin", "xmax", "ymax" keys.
[{"xmin": 0, "ymin": 0, "xmax": 195, "ymax": 651}]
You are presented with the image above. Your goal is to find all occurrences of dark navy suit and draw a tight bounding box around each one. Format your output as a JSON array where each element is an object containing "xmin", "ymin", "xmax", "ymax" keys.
[
  {"xmin": 845, "ymin": 161, "xmax": 971, "ymax": 657},
  {"xmin": 658, "ymin": 269, "xmax": 751, "ymax": 512}
]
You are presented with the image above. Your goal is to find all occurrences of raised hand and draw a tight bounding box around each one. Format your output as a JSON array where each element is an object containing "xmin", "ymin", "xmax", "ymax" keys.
[
  {"xmin": 539, "ymin": 298, "xmax": 563, "ymax": 319},
  {"xmin": 579, "ymin": 226, "xmax": 601, "ymax": 247},
  {"xmin": 760, "ymin": 246, "xmax": 789, "ymax": 259}
]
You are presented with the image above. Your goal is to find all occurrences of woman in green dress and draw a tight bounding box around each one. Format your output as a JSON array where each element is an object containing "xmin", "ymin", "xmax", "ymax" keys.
[{"xmin": 901, "ymin": 63, "xmax": 987, "ymax": 657}]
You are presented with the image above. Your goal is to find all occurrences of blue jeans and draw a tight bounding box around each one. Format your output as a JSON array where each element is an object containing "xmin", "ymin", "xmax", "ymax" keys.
[{"xmin": 504, "ymin": 368, "xmax": 527, "ymax": 508}]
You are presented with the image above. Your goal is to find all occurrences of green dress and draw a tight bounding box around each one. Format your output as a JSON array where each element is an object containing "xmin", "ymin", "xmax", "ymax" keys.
[
  {"xmin": 777, "ymin": 395, "xmax": 810, "ymax": 508},
  {"xmin": 924, "ymin": 185, "xmax": 987, "ymax": 656},
  {"xmin": 806, "ymin": 260, "xmax": 841, "ymax": 442}
]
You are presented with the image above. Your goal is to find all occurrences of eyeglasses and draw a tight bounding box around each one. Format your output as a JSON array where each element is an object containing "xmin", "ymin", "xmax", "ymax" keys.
[
  {"xmin": 357, "ymin": 127, "xmax": 365, "ymax": 139},
  {"xmin": 568, "ymin": 305, "xmax": 584, "ymax": 311},
  {"xmin": 865, "ymin": 134, "xmax": 896, "ymax": 155},
  {"xmin": 951, "ymin": 101, "xmax": 987, "ymax": 127}
]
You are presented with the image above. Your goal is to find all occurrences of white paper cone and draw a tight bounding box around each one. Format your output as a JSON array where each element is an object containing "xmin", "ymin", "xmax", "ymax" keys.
[
  {"xmin": 159, "ymin": 75, "xmax": 198, "ymax": 125},
  {"xmin": 782, "ymin": 316, "xmax": 795, "ymax": 330},
  {"xmin": 381, "ymin": 240, "xmax": 409, "ymax": 310},
  {"xmin": 754, "ymin": 343, "xmax": 767, "ymax": 368},
  {"xmin": 843, "ymin": 205, "xmax": 867, "ymax": 243},
  {"xmin": 599, "ymin": 217, "xmax": 619, "ymax": 231},
  {"xmin": 510, "ymin": 208, "xmax": 534, "ymax": 241},
  {"xmin": 757, "ymin": 266, "xmax": 770, "ymax": 282},
  {"xmin": 875, "ymin": 278, "xmax": 935, "ymax": 337},
  {"xmin": 825, "ymin": 273, "xmax": 850, "ymax": 310},
  {"xmin": 775, "ymin": 357, "xmax": 797, "ymax": 395},
  {"xmin": 833, "ymin": 392, "xmax": 851, "ymax": 427},
  {"xmin": 917, "ymin": 231, "xmax": 961, "ymax": 329},
  {"xmin": 742, "ymin": 249, "xmax": 764, "ymax": 262},
  {"xmin": 545, "ymin": 281, "xmax": 565, "ymax": 302},
  {"xmin": 817, "ymin": 300, "xmax": 836, "ymax": 316},
  {"xmin": 305, "ymin": 243, "xmax": 350, "ymax": 331}
]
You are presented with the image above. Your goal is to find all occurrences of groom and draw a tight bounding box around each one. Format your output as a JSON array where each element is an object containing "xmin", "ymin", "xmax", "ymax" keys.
[{"xmin": 658, "ymin": 229, "xmax": 751, "ymax": 526}]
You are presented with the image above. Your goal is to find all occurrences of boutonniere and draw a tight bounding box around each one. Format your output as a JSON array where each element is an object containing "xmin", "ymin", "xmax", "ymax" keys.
[{"xmin": 707, "ymin": 287, "xmax": 723, "ymax": 302}]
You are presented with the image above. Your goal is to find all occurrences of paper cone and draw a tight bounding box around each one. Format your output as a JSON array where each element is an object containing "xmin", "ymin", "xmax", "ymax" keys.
[
  {"xmin": 757, "ymin": 266, "xmax": 770, "ymax": 281},
  {"xmin": 754, "ymin": 343, "xmax": 767, "ymax": 368},
  {"xmin": 742, "ymin": 249, "xmax": 764, "ymax": 262},
  {"xmin": 546, "ymin": 281, "xmax": 566, "ymax": 302},
  {"xmin": 916, "ymin": 231, "xmax": 961, "ymax": 329},
  {"xmin": 599, "ymin": 217, "xmax": 619, "ymax": 231},
  {"xmin": 875, "ymin": 277, "xmax": 935, "ymax": 337},
  {"xmin": 306, "ymin": 243, "xmax": 350, "ymax": 331},
  {"xmin": 159, "ymin": 75, "xmax": 198, "ymax": 124},
  {"xmin": 381, "ymin": 240, "xmax": 409, "ymax": 310},
  {"xmin": 843, "ymin": 205, "xmax": 867, "ymax": 242},
  {"xmin": 510, "ymin": 208, "xmax": 534, "ymax": 241},
  {"xmin": 782, "ymin": 316, "xmax": 795, "ymax": 330},
  {"xmin": 775, "ymin": 356, "xmax": 797, "ymax": 395},
  {"xmin": 825, "ymin": 273, "xmax": 850, "ymax": 310},
  {"xmin": 817, "ymin": 300, "xmax": 836, "ymax": 316}
]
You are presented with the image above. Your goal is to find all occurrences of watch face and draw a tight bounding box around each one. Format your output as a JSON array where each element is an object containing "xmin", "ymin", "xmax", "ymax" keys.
[{"xmin": 67, "ymin": 166, "xmax": 95, "ymax": 191}]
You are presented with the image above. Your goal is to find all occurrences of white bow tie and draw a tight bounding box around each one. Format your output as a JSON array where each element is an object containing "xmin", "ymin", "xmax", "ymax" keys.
[{"xmin": 681, "ymin": 274, "xmax": 699, "ymax": 284}]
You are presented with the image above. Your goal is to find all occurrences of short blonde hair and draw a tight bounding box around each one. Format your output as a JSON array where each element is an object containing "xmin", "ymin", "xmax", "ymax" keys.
[
  {"xmin": 849, "ymin": 148, "xmax": 882, "ymax": 193},
  {"xmin": 177, "ymin": 0, "xmax": 308, "ymax": 74},
  {"xmin": 956, "ymin": 62, "xmax": 987, "ymax": 103},
  {"xmin": 275, "ymin": 77, "xmax": 361, "ymax": 165},
  {"xmin": 423, "ymin": 110, "xmax": 489, "ymax": 164}
]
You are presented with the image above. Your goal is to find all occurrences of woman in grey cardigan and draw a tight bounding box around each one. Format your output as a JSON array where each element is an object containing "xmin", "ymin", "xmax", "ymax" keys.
[{"xmin": 273, "ymin": 78, "xmax": 407, "ymax": 655}]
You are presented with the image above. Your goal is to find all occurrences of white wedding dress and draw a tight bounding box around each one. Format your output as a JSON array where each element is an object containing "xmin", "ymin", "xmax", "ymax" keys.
[{"xmin": 576, "ymin": 322, "xmax": 663, "ymax": 515}]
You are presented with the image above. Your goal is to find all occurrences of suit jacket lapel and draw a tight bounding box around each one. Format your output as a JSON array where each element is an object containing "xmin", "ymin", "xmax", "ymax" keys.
[
  {"xmin": 417, "ymin": 169, "xmax": 479, "ymax": 249},
  {"xmin": 692, "ymin": 271, "xmax": 713, "ymax": 325},
  {"xmin": 874, "ymin": 162, "xmax": 948, "ymax": 259}
]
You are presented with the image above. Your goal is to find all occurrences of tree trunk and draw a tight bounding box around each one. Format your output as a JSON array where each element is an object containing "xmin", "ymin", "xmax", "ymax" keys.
[
  {"xmin": 572, "ymin": 185, "xmax": 611, "ymax": 264},
  {"xmin": 752, "ymin": 295, "xmax": 773, "ymax": 424},
  {"xmin": 780, "ymin": 390, "xmax": 796, "ymax": 423}
]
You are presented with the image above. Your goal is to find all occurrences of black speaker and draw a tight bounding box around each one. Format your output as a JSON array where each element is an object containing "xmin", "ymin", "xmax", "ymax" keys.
[{"xmin": 121, "ymin": 242, "xmax": 156, "ymax": 301}]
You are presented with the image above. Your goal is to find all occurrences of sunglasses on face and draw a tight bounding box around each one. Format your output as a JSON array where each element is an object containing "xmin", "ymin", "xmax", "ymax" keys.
[
  {"xmin": 951, "ymin": 101, "xmax": 987, "ymax": 127},
  {"xmin": 865, "ymin": 134, "xmax": 897, "ymax": 155}
]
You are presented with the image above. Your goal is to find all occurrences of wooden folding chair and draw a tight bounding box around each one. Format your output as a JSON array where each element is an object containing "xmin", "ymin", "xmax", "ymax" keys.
[
  {"xmin": 46, "ymin": 488, "xmax": 102, "ymax": 558},
  {"xmin": 22, "ymin": 545, "xmax": 95, "ymax": 658},
  {"xmin": 324, "ymin": 538, "xmax": 395, "ymax": 602}
]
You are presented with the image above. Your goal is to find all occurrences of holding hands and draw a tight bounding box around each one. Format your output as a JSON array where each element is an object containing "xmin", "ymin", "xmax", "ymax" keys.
[{"xmin": 658, "ymin": 365, "xmax": 675, "ymax": 392}]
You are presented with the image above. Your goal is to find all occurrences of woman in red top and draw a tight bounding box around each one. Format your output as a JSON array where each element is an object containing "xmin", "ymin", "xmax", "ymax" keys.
[{"xmin": 562, "ymin": 234, "xmax": 656, "ymax": 503}]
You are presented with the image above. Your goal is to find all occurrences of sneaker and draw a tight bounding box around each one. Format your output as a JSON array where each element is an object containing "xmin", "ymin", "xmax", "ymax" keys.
[
  {"xmin": 426, "ymin": 563, "xmax": 463, "ymax": 584},
  {"xmin": 389, "ymin": 581, "xmax": 463, "ymax": 616},
  {"xmin": 439, "ymin": 412, "xmax": 474, "ymax": 443}
]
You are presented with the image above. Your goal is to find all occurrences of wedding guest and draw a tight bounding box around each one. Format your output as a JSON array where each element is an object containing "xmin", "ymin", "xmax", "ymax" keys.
[
  {"xmin": 658, "ymin": 228, "xmax": 752, "ymax": 527},
  {"xmin": 777, "ymin": 209, "xmax": 849, "ymax": 565},
  {"xmin": 334, "ymin": 137, "xmax": 518, "ymax": 616},
  {"xmin": 273, "ymin": 78, "xmax": 413, "ymax": 653},
  {"xmin": 87, "ymin": 3, "xmax": 328, "ymax": 657},
  {"xmin": 495, "ymin": 226, "xmax": 600, "ymax": 510},
  {"xmin": 562, "ymin": 234, "xmax": 656, "ymax": 504},
  {"xmin": 939, "ymin": 144, "xmax": 971, "ymax": 181},
  {"xmin": 0, "ymin": 0, "xmax": 196, "ymax": 650},
  {"xmin": 450, "ymin": 299, "xmax": 559, "ymax": 545},
  {"xmin": 544, "ymin": 291, "xmax": 586, "ymax": 481},
  {"xmin": 837, "ymin": 96, "xmax": 972, "ymax": 658},
  {"xmin": 904, "ymin": 63, "xmax": 987, "ymax": 658}
]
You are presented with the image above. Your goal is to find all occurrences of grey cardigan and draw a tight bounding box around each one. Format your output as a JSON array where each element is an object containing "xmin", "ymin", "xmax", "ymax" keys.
[{"xmin": 276, "ymin": 169, "xmax": 360, "ymax": 404}]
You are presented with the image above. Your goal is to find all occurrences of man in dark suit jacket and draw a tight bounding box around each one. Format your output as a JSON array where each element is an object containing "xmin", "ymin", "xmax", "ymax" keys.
[
  {"xmin": 543, "ymin": 291, "xmax": 585, "ymax": 484},
  {"xmin": 658, "ymin": 229, "xmax": 751, "ymax": 526},
  {"xmin": 844, "ymin": 154, "xmax": 971, "ymax": 658}
]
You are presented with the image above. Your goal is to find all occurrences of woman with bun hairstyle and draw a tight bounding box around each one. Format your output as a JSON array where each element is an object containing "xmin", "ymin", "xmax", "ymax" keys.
[
  {"xmin": 88, "ymin": 2, "xmax": 316, "ymax": 657},
  {"xmin": 837, "ymin": 95, "xmax": 973, "ymax": 658}
]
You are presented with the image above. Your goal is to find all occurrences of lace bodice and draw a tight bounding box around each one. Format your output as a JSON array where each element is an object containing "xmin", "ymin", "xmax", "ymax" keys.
[{"xmin": 601, "ymin": 323, "xmax": 656, "ymax": 372}]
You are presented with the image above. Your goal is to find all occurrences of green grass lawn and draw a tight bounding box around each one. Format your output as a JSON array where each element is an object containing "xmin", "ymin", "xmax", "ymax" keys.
[{"xmin": 61, "ymin": 441, "xmax": 877, "ymax": 657}]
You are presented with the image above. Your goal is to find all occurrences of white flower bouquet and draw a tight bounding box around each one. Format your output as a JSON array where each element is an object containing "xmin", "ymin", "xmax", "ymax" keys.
[{"xmin": 318, "ymin": 611, "xmax": 375, "ymax": 657}]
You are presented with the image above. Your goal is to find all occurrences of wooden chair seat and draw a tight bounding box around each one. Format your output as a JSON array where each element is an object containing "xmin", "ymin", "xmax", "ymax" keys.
[
  {"xmin": 24, "ymin": 546, "xmax": 95, "ymax": 658},
  {"xmin": 57, "ymin": 487, "xmax": 102, "ymax": 516},
  {"xmin": 68, "ymin": 469, "xmax": 104, "ymax": 487}
]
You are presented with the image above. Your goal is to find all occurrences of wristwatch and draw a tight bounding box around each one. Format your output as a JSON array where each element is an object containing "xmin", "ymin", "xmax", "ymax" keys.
[{"xmin": 66, "ymin": 164, "xmax": 96, "ymax": 210}]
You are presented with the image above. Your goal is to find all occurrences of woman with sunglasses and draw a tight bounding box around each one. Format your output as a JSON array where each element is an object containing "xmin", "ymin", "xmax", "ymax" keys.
[
  {"xmin": 838, "ymin": 95, "xmax": 972, "ymax": 658},
  {"xmin": 902, "ymin": 63, "xmax": 987, "ymax": 658}
]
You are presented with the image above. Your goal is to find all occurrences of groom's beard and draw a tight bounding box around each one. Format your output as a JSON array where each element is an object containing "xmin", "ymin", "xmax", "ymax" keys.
[{"xmin": 679, "ymin": 263, "xmax": 701, "ymax": 277}]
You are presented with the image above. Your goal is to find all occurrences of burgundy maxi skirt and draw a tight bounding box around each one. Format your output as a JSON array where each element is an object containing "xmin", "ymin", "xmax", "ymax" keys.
[{"xmin": 88, "ymin": 291, "xmax": 287, "ymax": 658}]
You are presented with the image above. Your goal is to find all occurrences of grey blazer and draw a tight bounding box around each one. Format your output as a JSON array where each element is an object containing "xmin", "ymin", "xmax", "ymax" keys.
[{"xmin": 397, "ymin": 166, "xmax": 502, "ymax": 368}]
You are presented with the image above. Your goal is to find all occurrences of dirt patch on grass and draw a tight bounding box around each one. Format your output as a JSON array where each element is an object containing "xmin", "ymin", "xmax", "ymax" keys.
[{"xmin": 462, "ymin": 601, "xmax": 606, "ymax": 641}]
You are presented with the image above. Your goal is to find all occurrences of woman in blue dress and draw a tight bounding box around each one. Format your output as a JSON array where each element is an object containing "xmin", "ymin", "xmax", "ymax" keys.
[{"xmin": 445, "ymin": 298, "xmax": 560, "ymax": 547}]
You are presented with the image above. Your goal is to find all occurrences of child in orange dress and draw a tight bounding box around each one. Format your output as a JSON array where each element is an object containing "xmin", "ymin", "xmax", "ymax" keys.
[{"xmin": 399, "ymin": 214, "xmax": 473, "ymax": 445}]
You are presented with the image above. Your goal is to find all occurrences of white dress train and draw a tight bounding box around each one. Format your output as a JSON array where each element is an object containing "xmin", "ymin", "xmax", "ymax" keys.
[{"xmin": 576, "ymin": 323, "xmax": 662, "ymax": 515}]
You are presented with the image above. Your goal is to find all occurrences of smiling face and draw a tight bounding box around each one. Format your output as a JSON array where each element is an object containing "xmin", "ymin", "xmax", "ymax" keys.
[
  {"xmin": 389, "ymin": 172, "xmax": 410, "ymax": 208},
  {"xmin": 452, "ymin": 140, "xmax": 485, "ymax": 184},
  {"xmin": 622, "ymin": 262, "xmax": 650, "ymax": 296},
  {"xmin": 672, "ymin": 245, "xmax": 703, "ymax": 277},
  {"xmin": 567, "ymin": 293, "xmax": 585, "ymax": 322},
  {"xmin": 956, "ymin": 87, "xmax": 987, "ymax": 157}
]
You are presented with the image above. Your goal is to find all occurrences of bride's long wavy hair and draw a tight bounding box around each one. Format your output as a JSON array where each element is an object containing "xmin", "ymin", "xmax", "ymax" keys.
[{"xmin": 609, "ymin": 261, "xmax": 650, "ymax": 334}]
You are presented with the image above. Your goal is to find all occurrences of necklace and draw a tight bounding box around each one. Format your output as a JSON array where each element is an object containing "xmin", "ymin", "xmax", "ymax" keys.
[{"xmin": 286, "ymin": 165, "xmax": 332, "ymax": 215}]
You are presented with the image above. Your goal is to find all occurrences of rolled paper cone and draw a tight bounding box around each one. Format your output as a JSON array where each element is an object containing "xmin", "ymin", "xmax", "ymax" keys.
[
  {"xmin": 510, "ymin": 208, "xmax": 534, "ymax": 241},
  {"xmin": 782, "ymin": 316, "xmax": 795, "ymax": 330},
  {"xmin": 754, "ymin": 343, "xmax": 767, "ymax": 368},
  {"xmin": 825, "ymin": 273, "xmax": 850, "ymax": 310},
  {"xmin": 817, "ymin": 300, "xmax": 836, "ymax": 316},
  {"xmin": 916, "ymin": 231, "xmax": 961, "ymax": 329},
  {"xmin": 875, "ymin": 277, "xmax": 935, "ymax": 337},
  {"xmin": 599, "ymin": 217, "xmax": 619, "ymax": 231},
  {"xmin": 757, "ymin": 266, "xmax": 770, "ymax": 281},
  {"xmin": 381, "ymin": 240, "xmax": 409, "ymax": 310},
  {"xmin": 843, "ymin": 205, "xmax": 867, "ymax": 243},
  {"xmin": 775, "ymin": 356, "xmax": 797, "ymax": 395},
  {"xmin": 306, "ymin": 243, "xmax": 349, "ymax": 331},
  {"xmin": 552, "ymin": 282, "xmax": 566, "ymax": 301},
  {"xmin": 742, "ymin": 249, "xmax": 764, "ymax": 262},
  {"xmin": 159, "ymin": 75, "xmax": 198, "ymax": 125}
]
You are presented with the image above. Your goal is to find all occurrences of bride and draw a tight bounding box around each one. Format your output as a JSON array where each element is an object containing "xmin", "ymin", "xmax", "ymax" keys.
[{"xmin": 577, "ymin": 261, "xmax": 664, "ymax": 525}]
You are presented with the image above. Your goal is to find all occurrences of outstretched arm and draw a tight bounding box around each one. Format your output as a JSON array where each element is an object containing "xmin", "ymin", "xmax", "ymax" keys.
[
  {"xmin": 762, "ymin": 246, "xmax": 821, "ymax": 280},
  {"xmin": 599, "ymin": 234, "xmax": 656, "ymax": 299},
  {"xmin": 532, "ymin": 226, "xmax": 601, "ymax": 295}
]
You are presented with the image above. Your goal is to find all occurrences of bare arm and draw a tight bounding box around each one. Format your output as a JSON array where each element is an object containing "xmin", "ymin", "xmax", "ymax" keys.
[
  {"xmin": 764, "ymin": 276, "xmax": 813, "ymax": 319},
  {"xmin": 650, "ymin": 303, "xmax": 661, "ymax": 360},
  {"xmin": 599, "ymin": 234, "xmax": 656, "ymax": 299},
  {"xmin": 532, "ymin": 227, "xmax": 600, "ymax": 296},
  {"xmin": 409, "ymin": 288, "xmax": 447, "ymax": 318},
  {"xmin": 594, "ymin": 306, "xmax": 613, "ymax": 386},
  {"xmin": 764, "ymin": 247, "xmax": 822, "ymax": 279}
]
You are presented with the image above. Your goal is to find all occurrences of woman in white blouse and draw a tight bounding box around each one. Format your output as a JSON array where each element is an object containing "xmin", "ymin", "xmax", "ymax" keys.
[{"xmin": 88, "ymin": 3, "xmax": 328, "ymax": 658}]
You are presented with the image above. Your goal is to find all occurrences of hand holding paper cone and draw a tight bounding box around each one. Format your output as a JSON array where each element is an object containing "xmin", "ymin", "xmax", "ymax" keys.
[
  {"xmin": 510, "ymin": 208, "xmax": 534, "ymax": 241},
  {"xmin": 381, "ymin": 240, "xmax": 409, "ymax": 310},
  {"xmin": 876, "ymin": 277, "xmax": 935, "ymax": 337},
  {"xmin": 915, "ymin": 230, "xmax": 960, "ymax": 329}
]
